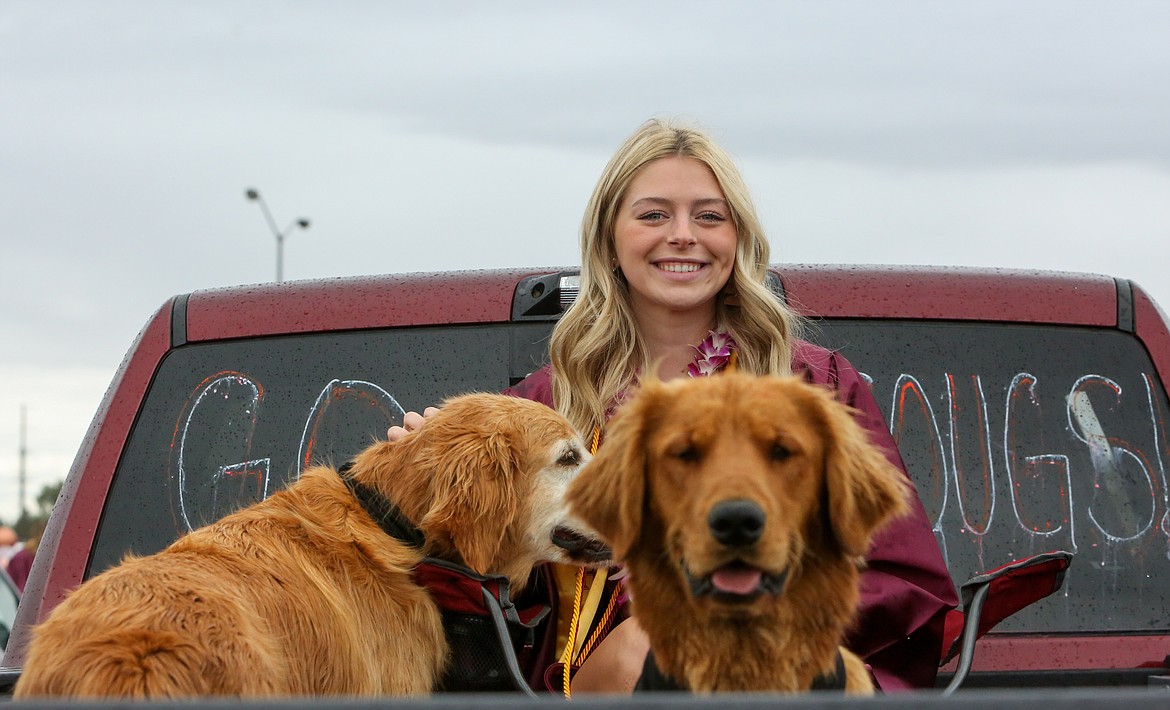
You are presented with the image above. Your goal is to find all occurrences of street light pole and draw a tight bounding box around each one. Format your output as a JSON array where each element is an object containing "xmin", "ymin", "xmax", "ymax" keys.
[
  {"xmin": 19, "ymin": 404, "xmax": 27, "ymax": 520},
  {"xmin": 245, "ymin": 188, "xmax": 310, "ymax": 282}
]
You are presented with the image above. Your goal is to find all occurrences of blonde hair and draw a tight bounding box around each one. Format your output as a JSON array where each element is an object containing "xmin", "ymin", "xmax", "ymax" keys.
[{"xmin": 549, "ymin": 118, "xmax": 803, "ymax": 435}]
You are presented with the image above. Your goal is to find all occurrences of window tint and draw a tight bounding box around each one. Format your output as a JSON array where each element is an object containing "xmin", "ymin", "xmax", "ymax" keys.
[
  {"xmin": 812, "ymin": 321, "xmax": 1170, "ymax": 635},
  {"xmin": 91, "ymin": 323, "xmax": 552, "ymax": 575}
]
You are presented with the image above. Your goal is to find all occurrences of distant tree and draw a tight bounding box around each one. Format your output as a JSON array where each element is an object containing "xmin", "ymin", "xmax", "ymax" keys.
[
  {"xmin": 14, "ymin": 480, "xmax": 62, "ymax": 540},
  {"xmin": 35, "ymin": 481, "xmax": 62, "ymax": 517},
  {"xmin": 14, "ymin": 511, "xmax": 35, "ymax": 540}
]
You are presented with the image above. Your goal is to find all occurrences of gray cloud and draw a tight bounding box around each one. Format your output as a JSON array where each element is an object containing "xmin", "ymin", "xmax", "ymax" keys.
[
  {"xmin": 319, "ymin": 1, "xmax": 1170, "ymax": 168},
  {"xmin": 8, "ymin": 1, "xmax": 1168, "ymax": 171}
]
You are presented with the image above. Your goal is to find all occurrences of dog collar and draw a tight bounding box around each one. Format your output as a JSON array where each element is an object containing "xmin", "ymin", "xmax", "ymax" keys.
[
  {"xmin": 335, "ymin": 460, "xmax": 549, "ymax": 627},
  {"xmin": 337, "ymin": 461, "xmax": 426, "ymax": 549},
  {"xmin": 635, "ymin": 648, "xmax": 848, "ymax": 692}
]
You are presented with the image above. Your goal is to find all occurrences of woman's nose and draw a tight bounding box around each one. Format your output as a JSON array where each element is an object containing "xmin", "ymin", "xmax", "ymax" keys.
[{"xmin": 667, "ymin": 220, "xmax": 697, "ymax": 247}]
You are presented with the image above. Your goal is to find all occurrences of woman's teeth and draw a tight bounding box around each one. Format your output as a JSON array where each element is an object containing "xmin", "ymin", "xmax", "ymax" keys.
[{"xmin": 658, "ymin": 263, "xmax": 701, "ymax": 273}]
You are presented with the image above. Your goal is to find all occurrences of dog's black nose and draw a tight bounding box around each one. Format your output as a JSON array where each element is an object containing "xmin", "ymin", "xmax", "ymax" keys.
[{"xmin": 707, "ymin": 499, "xmax": 765, "ymax": 547}]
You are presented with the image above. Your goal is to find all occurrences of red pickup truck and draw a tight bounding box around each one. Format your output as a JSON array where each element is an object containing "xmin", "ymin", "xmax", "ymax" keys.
[{"xmin": 3, "ymin": 264, "xmax": 1169, "ymax": 694}]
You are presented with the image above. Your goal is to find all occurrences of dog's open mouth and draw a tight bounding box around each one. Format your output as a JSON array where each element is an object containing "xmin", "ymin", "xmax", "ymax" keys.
[
  {"xmin": 551, "ymin": 527, "xmax": 612, "ymax": 564},
  {"xmin": 686, "ymin": 560, "xmax": 788, "ymax": 602}
]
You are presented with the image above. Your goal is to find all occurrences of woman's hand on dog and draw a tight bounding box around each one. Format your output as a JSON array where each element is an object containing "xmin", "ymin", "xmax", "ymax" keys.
[{"xmin": 387, "ymin": 407, "xmax": 441, "ymax": 441}]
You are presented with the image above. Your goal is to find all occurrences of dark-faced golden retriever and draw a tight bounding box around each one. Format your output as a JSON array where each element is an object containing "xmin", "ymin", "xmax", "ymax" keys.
[
  {"xmin": 567, "ymin": 373, "xmax": 910, "ymax": 694},
  {"xmin": 16, "ymin": 393, "xmax": 604, "ymax": 699}
]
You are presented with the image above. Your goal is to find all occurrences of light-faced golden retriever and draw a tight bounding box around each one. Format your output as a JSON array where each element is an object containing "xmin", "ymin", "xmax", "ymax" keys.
[
  {"xmin": 567, "ymin": 373, "xmax": 910, "ymax": 694},
  {"xmin": 16, "ymin": 393, "xmax": 605, "ymax": 699}
]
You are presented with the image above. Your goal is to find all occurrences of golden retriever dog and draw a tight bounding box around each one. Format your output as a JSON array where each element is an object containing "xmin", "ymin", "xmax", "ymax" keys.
[
  {"xmin": 16, "ymin": 393, "xmax": 606, "ymax": 699},
  {"xmin": 567, "ymin": 373, "xmax": 909, "ymax": 694}
]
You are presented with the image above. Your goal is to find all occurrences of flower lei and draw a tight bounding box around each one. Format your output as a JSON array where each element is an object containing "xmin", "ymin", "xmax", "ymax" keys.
[{"xmin": 687, "ymin": 330, "xmax": 738, "ymax": 377}]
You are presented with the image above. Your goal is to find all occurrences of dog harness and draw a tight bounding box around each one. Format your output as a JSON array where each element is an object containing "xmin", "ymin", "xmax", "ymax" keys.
[
  {"xmin": 634, "ymin": 648, "xmax": 849, "ymax": 692},
  {"xmin": 338, "ymin": 463, "xmax": 549, "ymax": 694}
]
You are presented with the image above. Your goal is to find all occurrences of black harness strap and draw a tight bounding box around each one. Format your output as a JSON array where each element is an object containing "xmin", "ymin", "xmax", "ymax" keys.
[
  {"xmin": 635, "ymin": 648, "xmax": 849, "ymax": 692},
  {"xmin": 635, "ymin": 650, "xmax": 684, "ymax": 692},
  {"xmin": 811, "ymin": 651, "xmax": 848, "ymax": 692}
]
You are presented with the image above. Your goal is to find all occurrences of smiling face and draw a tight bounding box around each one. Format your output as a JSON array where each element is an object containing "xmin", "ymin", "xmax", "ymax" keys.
[{"xmin": 613, "ymin": 156, "xmax": 738, "ymax": 326}]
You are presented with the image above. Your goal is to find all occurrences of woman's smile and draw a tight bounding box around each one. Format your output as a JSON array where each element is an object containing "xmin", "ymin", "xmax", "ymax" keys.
[{"xmin": 613, "ymin": 156, "xmax": 737, "ymax": 321}]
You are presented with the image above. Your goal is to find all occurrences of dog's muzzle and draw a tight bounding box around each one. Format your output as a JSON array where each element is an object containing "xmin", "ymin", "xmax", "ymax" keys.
[
  {"xmin": 689, "ymin": 498, "xmax": 786, "ymax": 601},
  {"xmin": 551, "ymin": 527, "xmax": 612, "ymax": 564}
]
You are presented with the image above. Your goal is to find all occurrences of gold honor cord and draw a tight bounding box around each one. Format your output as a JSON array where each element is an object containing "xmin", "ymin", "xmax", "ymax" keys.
[{"xmin": 560, "ymin": 425, "xmax": 623, "ymax": 698}]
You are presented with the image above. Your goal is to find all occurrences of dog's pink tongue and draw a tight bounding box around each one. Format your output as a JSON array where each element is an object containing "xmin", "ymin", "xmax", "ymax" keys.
[{"xmin": 710, "ymin": 566, "xmax": 762, "ymax": 595}]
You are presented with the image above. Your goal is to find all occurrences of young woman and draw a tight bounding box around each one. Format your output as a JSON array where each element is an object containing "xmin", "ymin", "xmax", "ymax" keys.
[{"xmin": 392, "ymin": 118, "xmax": 958, "ymax": 694}]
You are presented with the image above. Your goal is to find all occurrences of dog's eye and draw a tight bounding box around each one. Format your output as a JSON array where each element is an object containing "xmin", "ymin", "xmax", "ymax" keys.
[
  {"xmin": 677, "ymin": 446, "xmax": 701, "ymax": 463},
  {"xmin": 770, "ymin": 443, "xmax": 791, "ymax": 462},
  {"xmin": 557, "ymin": 449, "xmax": 580, "ymax": 467}
]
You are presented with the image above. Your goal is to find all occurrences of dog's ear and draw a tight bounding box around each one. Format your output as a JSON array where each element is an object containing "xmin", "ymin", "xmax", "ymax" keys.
[
  {"xmin": 420, "ymin": 427, "xmax": 520, "ymax": 575},
  {"xmin": 820, "ymin": 395, "xmax": 910, "ymax": 557},
  {"xmin": 566, "ymin": 384, "xmax": 659, "ymax": 561}
]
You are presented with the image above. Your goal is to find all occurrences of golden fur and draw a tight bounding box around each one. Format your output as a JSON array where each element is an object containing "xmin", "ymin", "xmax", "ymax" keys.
[
  {"xmin": 567, "ymin": 373, "xmax": 909, "ymax": 694},
  {"xmin": 16, "ymin": 393, "xmax": 596, "ymax": 699}
]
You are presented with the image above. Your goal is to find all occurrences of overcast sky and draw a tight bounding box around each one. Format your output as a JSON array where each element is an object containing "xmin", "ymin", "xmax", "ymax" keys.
[{"xmin": 2, "ymin": 0, "xmax": 1169, "ymax": 524}]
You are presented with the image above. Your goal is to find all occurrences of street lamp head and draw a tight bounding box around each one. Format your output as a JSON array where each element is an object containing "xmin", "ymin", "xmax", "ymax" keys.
[
  {"xmin": 245, "ymin": 188, "xmax": 260, "ymax": 201},
  {"xmin": 297, "ymin": 218, "xmax": 311, "ymax": 229}
]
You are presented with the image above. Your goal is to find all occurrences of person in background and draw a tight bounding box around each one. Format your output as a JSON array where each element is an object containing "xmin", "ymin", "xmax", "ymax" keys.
[
  {"xmin": 0, "ymin": 526, "xmax": 20, "ymax": 572},
  {"xmin": 7, "ymin": 520, "xmax": 45, "ymax": 592},
  {"xmin": 391, "ymin": 118, "xmax": 958, "ymax": 694}
]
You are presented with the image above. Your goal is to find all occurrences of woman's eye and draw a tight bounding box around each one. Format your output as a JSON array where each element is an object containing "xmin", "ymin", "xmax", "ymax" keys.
[
  {"xmin": 639, "ymin": 211, "xmax": 667, "ymax": 222},
  {"xmin": 696, "ymin": 211, "xmax": 726, "ymax": 223}
]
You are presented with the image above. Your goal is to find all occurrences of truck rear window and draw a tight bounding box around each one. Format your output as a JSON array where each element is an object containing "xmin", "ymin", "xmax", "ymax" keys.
[
  {"xmin": 94, "ymin": 318, "xmax": 1170, "ymax": 638},
  {"xmin": 813, "ymin": 320, "xmax": 1170, "ymax": 636}
]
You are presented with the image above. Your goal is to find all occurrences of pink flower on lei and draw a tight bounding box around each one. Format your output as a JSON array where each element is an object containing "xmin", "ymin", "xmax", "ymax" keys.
[{"xmin": 687, "ymin": 330, "xmax": 738, "ymax": 377}]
